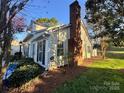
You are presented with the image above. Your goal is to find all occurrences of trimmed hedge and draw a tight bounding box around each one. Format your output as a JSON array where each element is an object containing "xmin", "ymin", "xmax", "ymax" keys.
[{"xmin": 5, "ymin": 58, "xmax": 45, "ymax": 88}]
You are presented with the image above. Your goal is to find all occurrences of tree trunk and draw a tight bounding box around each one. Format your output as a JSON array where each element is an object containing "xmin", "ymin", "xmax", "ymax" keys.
[
  {"xmin": 101, "ymin": 39, "xmax": 108, "ymax": 59},
  {"xmin": 0, "ymin": 0, "xmax": 29, "ymax": 75},
  {"xmin": 0, "ymin": 22, "xmax": 12, "ymax": 76},
  {"xmin": 0, "ymin": 0, "xmax": 8, "ymax": 74},
  {"xmin": 101, "ymin": 46, "xmax": 107, "ymax": 59}
]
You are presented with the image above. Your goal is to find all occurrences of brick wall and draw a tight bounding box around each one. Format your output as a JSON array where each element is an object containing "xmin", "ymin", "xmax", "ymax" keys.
[{"xmin": 68, "ymin": 1, "xmax": 83, "ymax": 66}]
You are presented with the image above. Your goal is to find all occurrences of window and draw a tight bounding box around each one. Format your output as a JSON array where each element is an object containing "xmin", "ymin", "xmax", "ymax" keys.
[
  {"xmin": 37, "ymin": 40, "xmax": 45, "ymax": 65},
  {"xmin": 32, "ymin": 44, "xmax": 35, "ymax": 58},
  {"xmin": 57, "ymin": 42, "xmax": 64, "ymax": 56}
]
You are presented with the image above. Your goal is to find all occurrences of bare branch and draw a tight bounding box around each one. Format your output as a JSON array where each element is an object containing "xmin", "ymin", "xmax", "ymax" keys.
[{"xmin": 0, "ymin": 0, "xmax": 29, "ymax": 33}]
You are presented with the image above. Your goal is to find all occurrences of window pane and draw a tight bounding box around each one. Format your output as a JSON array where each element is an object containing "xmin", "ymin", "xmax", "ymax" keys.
[
  {"xmin": 37, "ymin": 40, "xmax": 45, "ymax": 65},
  {"xmin": 57, "ymin": 42, "xmax": 64, "ymax": 56}
]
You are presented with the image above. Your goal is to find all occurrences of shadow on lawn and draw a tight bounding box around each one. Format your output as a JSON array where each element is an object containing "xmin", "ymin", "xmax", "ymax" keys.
[{"xmin": 22, "ymin": 66, "xmax": 124, "ymax": 93}]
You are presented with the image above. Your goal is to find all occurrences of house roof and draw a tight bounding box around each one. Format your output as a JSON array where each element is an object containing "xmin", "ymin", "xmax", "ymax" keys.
[
  {"xmin": 23, "ymin": 33, "xmax": 33, "ymax": 42},
  {"xmin": 23, "ymin": 22, "xmax": 92, "ymax": 45},
  {"xmin": 23, "ymin": 24, "xmax": 70, "ymax": 43},
  {"xmin": 48, "ymin": 24, "xmax": 70, "ymax": 32},
  {"xmin": 23, "ymin": 29, "xmax": 47, "ymax": 42}
]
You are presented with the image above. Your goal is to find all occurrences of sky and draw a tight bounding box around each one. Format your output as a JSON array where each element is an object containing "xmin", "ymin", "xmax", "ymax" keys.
[{"xmin": 15, "ymin": 0, "xmax": 87, "ymax": 41}]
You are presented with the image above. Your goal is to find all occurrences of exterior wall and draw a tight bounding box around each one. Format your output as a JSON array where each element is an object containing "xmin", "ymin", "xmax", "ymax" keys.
[
  {"xmin": 23, "ymin": 43, "xmax": 29, "ymax": 57},
  {"xmin": 11, "ymin": 40, "xmax": 24, "ymax": 56},
  {"xmin": 11, "ymin": 46, "xmax": 20, "ymax": 55},
  {"xmin": 47, "ymin": 27, "xmax": 70, "ymax": 69},
  {"xmin": 11, "ymin": 40, "xmax": 20, "ymax": 55},
  {"xmin": 80, "ymin": 24, "xmax": 92, "ymax": 59},
  {"xmin": 57, "ymin": 28, "xmax": 70, "ymax": 66},
  {"xmin": 45, "ymin": 39, "xmax": 49, "ymax": 69},
  {"xmin": 27, "ymin": 27, "xmax": 70, "ymax": 69}
]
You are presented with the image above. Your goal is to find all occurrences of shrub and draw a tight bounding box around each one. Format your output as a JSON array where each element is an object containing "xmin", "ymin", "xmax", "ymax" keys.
[
  {"xmin": 9, "ymin": 55, "xmax": 16, "ymax": 62},
  {"xmin": 5, "ymin": 59, "xmax": 45, "ymax": 88},
  {"xmin": 20, "ymin": 58, "xmax": 34, "ymax": 62}
]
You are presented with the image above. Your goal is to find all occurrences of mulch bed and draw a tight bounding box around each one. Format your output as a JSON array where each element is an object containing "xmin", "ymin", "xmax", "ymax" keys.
[{"xmin": 2, "ymin": 57, "xmax": 101, "ymax": 93}]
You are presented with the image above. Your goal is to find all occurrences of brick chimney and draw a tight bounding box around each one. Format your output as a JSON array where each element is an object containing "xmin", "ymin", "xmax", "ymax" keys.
[{"xmin": 68, "ymin": 0, "xmax": 83, "ymax": 66}]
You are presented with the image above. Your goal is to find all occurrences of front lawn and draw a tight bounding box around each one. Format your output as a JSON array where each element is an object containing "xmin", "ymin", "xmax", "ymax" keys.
[{"xmin": 54, "ymin": 58, "xmax": 124, "ymax": 93}]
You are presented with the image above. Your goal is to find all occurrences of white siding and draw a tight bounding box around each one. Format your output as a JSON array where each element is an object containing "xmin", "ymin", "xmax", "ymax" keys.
[
  {"xmin": 45, "ymin": 39, "xmax": 49, "ymax": 70},
  {"xmin": 47, "ymin": 27, "xmax": 70, "ymax": 69},
  {"xmin": 81, "ymin": 24, "xmax": 92, "ymax": 59}
]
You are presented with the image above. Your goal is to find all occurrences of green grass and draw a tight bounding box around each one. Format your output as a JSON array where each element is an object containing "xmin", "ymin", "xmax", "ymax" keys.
[
  {"xmin": 108, "ymin": 47, "xmax": 124, "ymax": 51},
  {"xmin": 54, "ymin": 49, "xmax": 124, "ymax": 93},
  {"xmin": 107, "ymin": 47, "xmax": 124, "ymax": 59},
  {"xmin": 89, "ymin": 59, "xmax": 124, "ymax": 69},
  {"xmin": 107, "ymin": 51, "xmax": 124, "ymax": 54},
  {"xmin": 106, "ymin": 52, "xmax": 124, "ymax": 59}
]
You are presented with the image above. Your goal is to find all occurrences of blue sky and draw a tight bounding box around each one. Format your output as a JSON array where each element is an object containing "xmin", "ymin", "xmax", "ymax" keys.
[{"xmin": 15, "ymin": 0, "xmax": 87, "ymax": 41}]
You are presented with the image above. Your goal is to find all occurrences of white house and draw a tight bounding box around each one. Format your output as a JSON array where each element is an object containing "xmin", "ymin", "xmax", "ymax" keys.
[{"xmin": 23, "ymin": 1, "xmax": 97, "ymax": 70}]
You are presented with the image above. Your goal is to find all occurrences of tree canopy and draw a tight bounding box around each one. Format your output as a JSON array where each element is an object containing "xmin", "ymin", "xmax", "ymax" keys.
[
  {"xmin": 85, "ymin": 0, "xmax": 124, "ymax": 47},
  {"xmin": 36, "ymin": 17, "xmax": 58, "ymax": 26}
]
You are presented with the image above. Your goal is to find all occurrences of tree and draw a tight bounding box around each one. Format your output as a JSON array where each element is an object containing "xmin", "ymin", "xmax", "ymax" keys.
[
  {"xmin": 85, "ymin": 0, "xmax": 124, "ymax": 58},
  {"xmin": 12, "ymin": 16, "xmax": 26, "ymax": 32},
  {"xmin": 0, "ymin": 0, "xmax": 29, "ymax": 73},
  {"xmin": 36, "ymin": 17, "xmax": 58, "ymax": 26}
]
